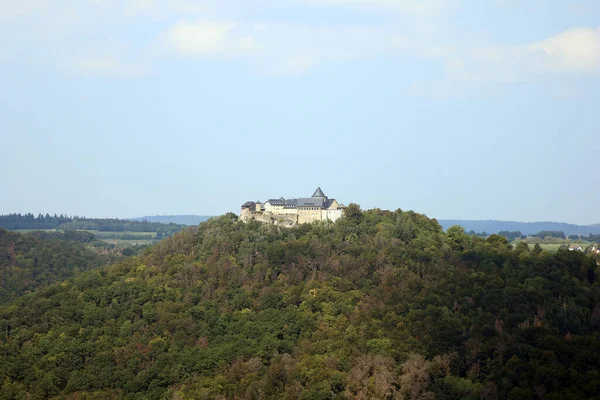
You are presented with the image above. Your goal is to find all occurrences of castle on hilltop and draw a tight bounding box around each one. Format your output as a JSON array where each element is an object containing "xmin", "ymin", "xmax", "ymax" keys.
[{"xmin": 241, "ymin": 187, "xmax": 346, "ymax": 226}]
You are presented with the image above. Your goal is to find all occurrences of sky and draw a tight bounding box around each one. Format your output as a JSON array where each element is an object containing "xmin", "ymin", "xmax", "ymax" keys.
[{"xmin": 1, "ymin": 0, "xmax": 599, "ymax": 224}]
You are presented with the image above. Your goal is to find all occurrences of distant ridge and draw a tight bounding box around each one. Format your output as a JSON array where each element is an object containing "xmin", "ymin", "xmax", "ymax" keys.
[
  {"xmin": 438, "ymin": 220, "xmax": 600, "ymax": 236},
  {"xmin": 129, "ymin": 215, "xmax": 600, "ymax": 234},
  {"xmin": 130, "ymin": 215, "xmax": 212, "ymax": 226}
]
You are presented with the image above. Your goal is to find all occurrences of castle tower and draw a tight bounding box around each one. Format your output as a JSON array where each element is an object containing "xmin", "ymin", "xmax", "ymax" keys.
[{"xmin": 312, "ymin": 187, "xmax": 327, "ymax": 200}]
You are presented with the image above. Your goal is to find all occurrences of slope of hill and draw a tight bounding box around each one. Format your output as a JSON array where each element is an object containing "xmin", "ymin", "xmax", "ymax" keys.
[
  {"xmin": 0, "ymin": 228, "xmax": 120, "ymax": 305},
  {"xmin": 130, "ymin": 215, "xmax": 212, "ymax": 226},
  {"xmin": 439, "ymin": 219, "xmax": 600, "ymax": 236},
  {"xmin": 1, "ymin": 211, "xmax": 599, "ymax": 399}
]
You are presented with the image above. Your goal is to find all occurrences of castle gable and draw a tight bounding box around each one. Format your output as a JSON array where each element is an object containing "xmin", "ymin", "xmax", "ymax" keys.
[{"xmin": 325, "ymin": 199, "xmax": 339, "ymax": 210}]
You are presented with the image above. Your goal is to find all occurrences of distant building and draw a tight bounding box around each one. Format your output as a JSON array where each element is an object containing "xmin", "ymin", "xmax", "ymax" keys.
[
  {"xmin": 568, "ymin": 244, "xmax": 584, "ymax": 252},
  {"xmin": 241, "ymin": 187, "xmax": 346, "ymax": 225}
]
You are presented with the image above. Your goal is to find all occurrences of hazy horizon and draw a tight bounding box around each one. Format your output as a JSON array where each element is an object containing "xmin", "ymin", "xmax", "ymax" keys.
[
  {"xmin": 2, "ymin": 1, "xmax": 599, "ymax": 224},
  {"xmin": 1, "ymin": 211, "xmax": 598, "ymax": 228}
]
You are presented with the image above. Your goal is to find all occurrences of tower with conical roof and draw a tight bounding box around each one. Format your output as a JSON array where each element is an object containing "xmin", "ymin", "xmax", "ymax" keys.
[{"xmin": 312, "ymin": 187, "xmax": 326, "ymax": 199}]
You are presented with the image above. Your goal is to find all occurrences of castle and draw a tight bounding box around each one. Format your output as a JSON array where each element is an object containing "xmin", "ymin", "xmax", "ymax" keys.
[{"xmin": 240, "ymin": 187, "xmax": 346, "ymax": 226}]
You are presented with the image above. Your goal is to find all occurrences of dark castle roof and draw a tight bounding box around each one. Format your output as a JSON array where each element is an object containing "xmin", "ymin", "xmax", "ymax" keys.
[
  {"xmin": 312, "ymin": 187, "xmax": 326, "ymax": 198},
  {"xmin": 298, "ymin": 198, "xmax": 325, "ymax": 208},
  {"xmin": 244, "ymin": 188, "xmax": 338, "ymax": 210},
  {"xmin": 266, "ymin": 199, "xmax": 286, "ymax": 206},
  {"xmin": 284, "ymin": 199, "xmax": 298, "ymax": 208}
]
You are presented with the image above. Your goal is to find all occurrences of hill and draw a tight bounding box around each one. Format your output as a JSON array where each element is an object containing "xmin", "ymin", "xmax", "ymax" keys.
[
  {"xmin": 130, "ymin": 215, "xmax": 213, "ymax": 226},
  {"xmin": 439, "ymin": 219, "xmax": 600, "ymax": 236},
  {"xmin": 1, "ymin": 210, "xmax": 599, "ymax": 399},
  {"xmin": 0, "ymin": 228, "xmax": 120, "ymax": 305}
]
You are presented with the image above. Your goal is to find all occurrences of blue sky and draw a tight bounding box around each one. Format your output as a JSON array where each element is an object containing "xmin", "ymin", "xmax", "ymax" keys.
[{"xmin": 1, "ymin": 0, "xmax": 599, "ymax": 224}]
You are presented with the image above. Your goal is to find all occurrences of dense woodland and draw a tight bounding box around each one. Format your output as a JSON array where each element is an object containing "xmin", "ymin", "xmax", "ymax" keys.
[
  {"xmin": 0, "ymin": 229, "xmax": 121, "ymax": 305},
  {"xmin": 0, "ymin": 214, "xmax": 183, "ymax": 235},
  {"xmin": 1, "ymin": 207, "xmax": 600, "ymax": 399}
]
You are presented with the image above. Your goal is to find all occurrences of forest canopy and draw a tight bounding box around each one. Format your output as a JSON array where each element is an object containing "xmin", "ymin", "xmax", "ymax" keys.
[
  {"xmin": 1, "ymin": 208, "xmax": 599, "ymax": 399},
  {"xmin": 0, "ymin": 228, "xmax": 121, "ymax": 305}
]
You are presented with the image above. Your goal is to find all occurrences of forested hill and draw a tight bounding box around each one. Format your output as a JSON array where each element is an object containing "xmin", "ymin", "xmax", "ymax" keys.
[
  {"xmin": 1, "ymin": 209, "xmax": 600, "ymax": 399},
  {"xmin": 0, "ymin": 229, "xmax": 120, "ymax": 305},
  {"xmin": 439, "ymin": 219, "xmax": 600, "ymax": 236}
]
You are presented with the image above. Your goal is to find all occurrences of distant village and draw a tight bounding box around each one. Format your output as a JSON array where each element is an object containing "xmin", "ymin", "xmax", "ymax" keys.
[
  {"xmin": 241, "ymin": 187, "xmax": 346, "ymax": 226},
  {"xmin": 570, "ymin": 244, "xmax": 600, "ymax": 253}
]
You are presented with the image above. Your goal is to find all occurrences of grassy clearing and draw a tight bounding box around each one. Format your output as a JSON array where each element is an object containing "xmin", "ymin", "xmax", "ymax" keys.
[
  {"xmin": 524, "ymin": 243, "xmax": 594, "ymax": 252},
  {"xmin": 14, "ymin": 229, "xmax": 156, "ymax": 237},
  {"xmin": 15, "ymin": 229, "xmax": 57, "ymax": 233},
  {"xmin": 527, "ymin": 243, "xmax": 563, "ymax": 252},
  {"xmin": 101, "ymin": 239, "xmax": 156, "ymax": 246},
  {"xmin": 87, "ymin": 230, "xmax": 157, "ymax": 238},
  {"xmin": 14, "ymin": 229, "xmax": 159, "ymax": 247}
]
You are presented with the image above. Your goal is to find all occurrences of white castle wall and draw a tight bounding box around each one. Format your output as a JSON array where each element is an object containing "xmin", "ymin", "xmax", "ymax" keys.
[
  {"xmin": 322, "ymin": 209, "xmax": 343, "ymax": 222},
  {"xmin": 240, "ymin": 210, "xmax": 298, "ymax": 227}
]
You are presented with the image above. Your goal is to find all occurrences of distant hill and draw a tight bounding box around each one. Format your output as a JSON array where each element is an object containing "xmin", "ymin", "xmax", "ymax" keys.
[
  {"xmin": 438, "ymin": 219, "xmax": 600, "ymax": 236},
  {"xmin": 130, "ymin": 215, "xmax": 212, "ymax": 226},
  {"xmin": 0, "ymin": 213, "xmax": 182, "ymax": 234}
]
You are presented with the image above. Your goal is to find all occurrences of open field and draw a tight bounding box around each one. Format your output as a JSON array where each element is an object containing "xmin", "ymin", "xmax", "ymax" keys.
[
  {"xmin": 87, "ymin": 230, "xmax": 157, "ymax": 238},
  {"xmin": 13, "ymin": 229, "xmax": 159, "ymax": 247},
  {"xmin": 528, "ymin": 243, "xmax": 564, "ymax": 252},
  {"xmin": 15, "ymin": 229, "xmax": 56, "ymax": 233},
  {"xmin": 101, "ymin": 239, "xmax": 156, "ymax": 246},
  {"xmin": 524, "ymin": 243, "xmax": 595, "ymax": 252},
  {"xmin": 510, "ymin": 238, "xmax": 595, "ymax": 252}
]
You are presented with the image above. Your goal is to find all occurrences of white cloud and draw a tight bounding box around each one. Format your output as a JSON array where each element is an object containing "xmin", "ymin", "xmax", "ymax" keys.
[
  {"xmin": 265, "ymin": 53, "xmax": 317, "ymax": 75},
  {"xmin": 0, "ymin": 0, "xmax": 53, "ymax": 20},
  {"xmin": 69, "ymin": 55, "xmax": 148, "ymax": 77},
  {"xmin": 287, "ymin": 54, "xmax": 315, "ymax": 72},
  {"xmin": 429, "ymin": 26, "xmax": 600, "ymax": 83},
  {"xmin": 239, "ymin": 36, "xmax": 256, "ymax": 52},
  {"xmin": 73, "ymin": 57, "xmax": 118, "ymax": 71},
  {"xmin": 158, "ymin": 20, "xmax": 409, "ymax": 73},
  {"xmin": 299, "ymin": 0, "xmax": 461, "ymax": 15},
  {"xmin": 407, "ymin": 25, "xmax": 600, "ymax": 97},
  {"xmin": 165, "ymin": 20, "xmax": 250, "ymax": 56},
  {"xmin": 2, "ymin": 0, "xmax": 598, "ymax": 82},
  {"xmin": 122, "ymin": 0, "xmax": 155, "ymax": 16},
  {"xmin": 528, "ymin": 27, "xmax": 600, "ymax": 72}
]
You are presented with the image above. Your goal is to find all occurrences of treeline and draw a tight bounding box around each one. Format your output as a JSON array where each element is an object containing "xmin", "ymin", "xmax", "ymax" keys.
[
  {"xmin": 0, "ymin": 228, "xmax": 121, "ymax": 305},
  {"xmin": 0, "ymin": 213, "xmax": 183, "ymax": 235},
  {"xmin": 0, "ymin": 213, "xmax": 71, "ymax": 230},
  {"xmin": 474, "ymin": 229, "xmax": 599, "ymax": 243},
  {"xmin": 1, "ymin": 208, "xmax": 599, "ymax": 399},
  {"xmin": 536, "ymin": 230, "xmax": 566, "ymax": 239},
  {"xmin": 498, "ymin": 230, "xmax": 526, "ymax": 241},
  {"xmin": 26, "ymin": 229, "xmax": 97, "ymax": 243},
  {"xmin": 570, "ymin": 234, "xmax": 600, "ymax": 242}
]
